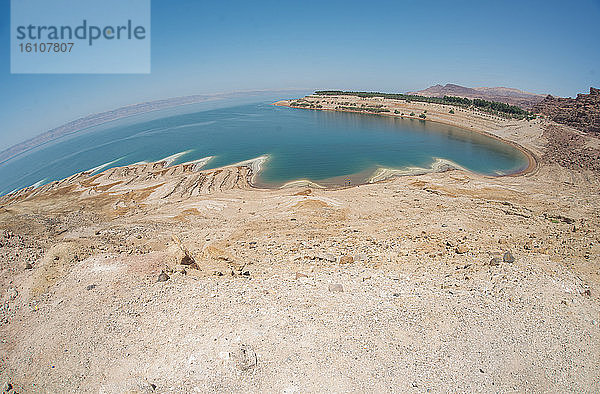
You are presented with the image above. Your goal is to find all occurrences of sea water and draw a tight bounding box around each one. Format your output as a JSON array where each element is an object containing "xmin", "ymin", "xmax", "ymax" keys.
[{"xmin": 0, "ymin": 97, "xmax": 529, "ymax": 195}]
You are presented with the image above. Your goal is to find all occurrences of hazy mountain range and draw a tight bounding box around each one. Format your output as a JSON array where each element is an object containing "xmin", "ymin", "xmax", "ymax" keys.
[
  {"xmin": 0, "ymin": 90, "xmax": 303, "ymax": 166},
  {"xmin": 407, "ymin": 83, "xmax": 546, "ymax": 110},
  {"xmin": 0, "ymin": 95, "xmax": 218, "ymax": 166}
]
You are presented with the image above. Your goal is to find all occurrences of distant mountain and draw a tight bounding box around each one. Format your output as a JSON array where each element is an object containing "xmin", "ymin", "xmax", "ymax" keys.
[
  {"xmin": 407, "ymin": 83, "xmax": 546, "ymax": 110},
  {"xmin": 533, "ymin": 87, "xmax": 600, "ymax": 135}
]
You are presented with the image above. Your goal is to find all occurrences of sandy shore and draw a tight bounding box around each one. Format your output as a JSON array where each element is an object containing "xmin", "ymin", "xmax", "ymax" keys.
[
  {"xmin": 369, "ymin": 158, "xmax": 467, "ymax": 183},
  {"xmin": 1, "ymin": 101, "xmax": 599, "ymax": 392}
]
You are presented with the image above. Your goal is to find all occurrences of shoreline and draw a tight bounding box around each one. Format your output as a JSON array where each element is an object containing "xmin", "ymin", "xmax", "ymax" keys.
[
  {"xmin": 0, "ymin": 99, "xmax": 540, "ymax": 200},
  {"xmin": 0, "ymin": 144, "xmax": 534, "ymax": 202},
  {"xmin": 273, "ymin": 99, "xmax": 538, "ymax": 177}
]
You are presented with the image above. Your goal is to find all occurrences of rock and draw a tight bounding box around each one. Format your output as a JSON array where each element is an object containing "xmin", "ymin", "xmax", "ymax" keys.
[
  {"xmin": 315, "ymin": 253, "xmax": 336, "ymax": 262},
  {"xmin": 455, "ymin": 245, "xmax": 468, "ymax": 254},
  {"xmin": 157, "ymin": 271, "xmax": 170, "ymax": 282},
  {"xmin": 533, "ymin": 87, "xmax": 600, "ymax": 135},
  {"xmin": 180, "ymin": 253, "xmax": 195, "ymax": 265},
  {"xmin": 167, "ymin": 244, "xmax": 195, "ymax": 266},
  {"xmin": 230, "ymin": 344, "xmax": 257, "ymax": 372},
  {"xmin": 86, "ymin": 284, "xmax": 96, "ymax": 290},
  {"xmin": 488, "ymin": 257, "xmax": 502, "ymax": 266},
  {"xmin": 339, "ymin": 255, "xmax": 354, "ymax": 264},
  {"xmin": 503, "ymin": 250, "xmax": 515, "ymax": 263},
  {"xmin": 329, "ymin": 283, "xmax": 344, "ymax": 292},
  {"xmin": 24, "ymin": 262, "xmax": 33, "ymax": 270}
]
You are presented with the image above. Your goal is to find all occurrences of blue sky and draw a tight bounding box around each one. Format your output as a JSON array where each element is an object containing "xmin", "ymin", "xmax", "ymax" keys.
[{"xmin": 0, "ymin": 0, "xmax": 599, "ymax": 150}]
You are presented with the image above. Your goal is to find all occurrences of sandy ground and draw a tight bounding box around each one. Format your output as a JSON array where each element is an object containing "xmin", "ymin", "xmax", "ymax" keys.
[{"xmin": 1, "ymin": 99, "xmax": 600, "ymax": 392}]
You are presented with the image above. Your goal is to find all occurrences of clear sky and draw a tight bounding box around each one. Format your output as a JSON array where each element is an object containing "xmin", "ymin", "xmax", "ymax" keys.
[{"xmin": 0, "ymin": 0, "xmax": 599, "ymax": 150}]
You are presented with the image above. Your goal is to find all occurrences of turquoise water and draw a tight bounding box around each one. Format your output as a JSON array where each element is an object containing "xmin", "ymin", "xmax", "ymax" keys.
[{"xmin": 0, "ymin": 98, "xmax": 529, "ymax": 195}]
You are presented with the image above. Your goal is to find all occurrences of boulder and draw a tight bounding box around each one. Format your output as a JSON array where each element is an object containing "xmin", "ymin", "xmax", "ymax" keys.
[
  {"xmin": 339, "ymin": 255, "xmax": 354, "ymax": 264},
  {"xmin": 503, "ymin": 250, "xmax": 515, "ymax": 263},
  {"xmin": 157, "ymin": 271, "xmax": 170, "ymax": 282},
  {"xmin": 166, "ymin": 244, "xmax": 195, "ymax": 266},
  {"xmin": 455, "ymin": 245, "xmax": 468, "ymax": 254}
]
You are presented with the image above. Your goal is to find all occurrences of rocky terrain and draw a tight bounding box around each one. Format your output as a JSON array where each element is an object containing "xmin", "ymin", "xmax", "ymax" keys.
[
  {"xmin": 1, "ymin": 101, "xmax": 600, "ymax": 392},
  {"xmin": 533, "ymin": 87, "xmax": 600, "ymax": 135},
  {"xmin": 407, "ymin": 83, "xmax": 546, "ymax": 110}
]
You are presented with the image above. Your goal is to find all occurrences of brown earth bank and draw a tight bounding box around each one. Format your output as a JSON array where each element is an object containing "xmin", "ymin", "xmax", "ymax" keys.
[
  {"xmin": 533, "ymin": 87, "xmax": 600, "ymax": 135},
  {"xmin": 407, "ymin": 83, "xmax": 546, "ymax": 110},
  {"xmin": 1, "ymin": 99, "xmax": 600, "ymax": 392}
]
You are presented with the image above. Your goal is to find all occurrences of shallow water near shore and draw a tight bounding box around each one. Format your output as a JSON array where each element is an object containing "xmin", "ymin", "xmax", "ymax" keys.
[{"xmin": 0, "ymin": 98, "xmax": 529, "ymax": 195}]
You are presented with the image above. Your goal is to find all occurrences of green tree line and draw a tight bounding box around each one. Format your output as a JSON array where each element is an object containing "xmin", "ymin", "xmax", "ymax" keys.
[{"xmin": 313, "ymin": 91, "xmax": 534, "ymax": 119}]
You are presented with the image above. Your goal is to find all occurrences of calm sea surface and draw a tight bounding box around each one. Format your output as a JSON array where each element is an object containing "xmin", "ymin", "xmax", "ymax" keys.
[{"xmin": 0, "ymin": 99, "xmax": 529, "ymax": 195}]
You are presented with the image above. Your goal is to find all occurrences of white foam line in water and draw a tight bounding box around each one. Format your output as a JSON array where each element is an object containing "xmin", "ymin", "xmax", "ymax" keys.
[
  {"xmin": 158, "ymin": 150, "xmax": 193, "ymax": 167},
  {"xmin": 180, "ymin": 156, "xmax": 214, "ymax": 170},
  {"xmin": 87, "ymin": 157, "xmax": 126, "ymax": 174},
  {"xmin": 28, "ymin": 178, "xmax": 47, "ymax": 189},
  {"xmin": 368, "ymin": 158, "xmax": 466, "ymax": 183},
  {"xmin": 170, "ymin": 120, "xmax": 217, "ymax": 130},
  {"xmin": 132, "ymin": 161, "xmax": 149, "ymax": 165},
  {"xmin": 229, "ymin": 155, "xmax": 269, "ymax": 174}
]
